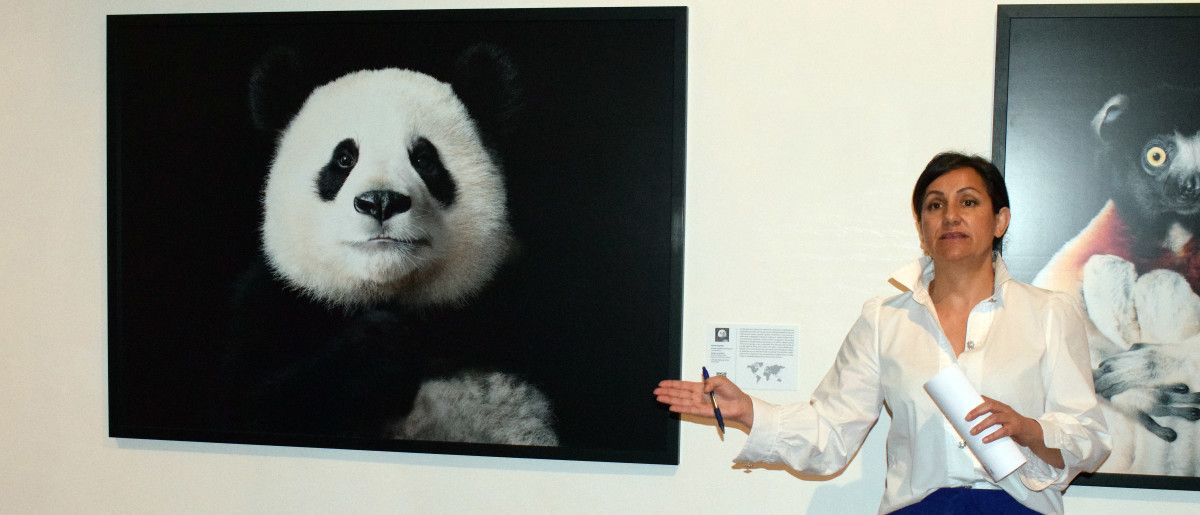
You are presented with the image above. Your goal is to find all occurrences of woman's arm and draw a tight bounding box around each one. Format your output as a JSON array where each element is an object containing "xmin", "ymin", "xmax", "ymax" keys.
[{"xmin": 654, "ymin": 299, "xmax": 886, "ymax": 475}]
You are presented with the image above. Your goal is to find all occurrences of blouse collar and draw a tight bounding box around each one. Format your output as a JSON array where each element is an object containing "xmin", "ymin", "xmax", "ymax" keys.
[{"xmin": 887, "ymin": 253, "xmax": 1013, "ymax": 305}]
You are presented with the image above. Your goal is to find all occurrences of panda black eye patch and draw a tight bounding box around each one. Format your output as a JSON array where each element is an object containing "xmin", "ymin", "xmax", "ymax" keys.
[
  {"xmin": 316, "ymin": 139, "xmax": 358, "ymax": 202},
  {"xmin": 409, "ymin": 137, "xmax": 457, "ymax": 206}
]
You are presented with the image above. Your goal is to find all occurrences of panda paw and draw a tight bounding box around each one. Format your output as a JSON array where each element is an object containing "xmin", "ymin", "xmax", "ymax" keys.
[{"xmin": 390, "ymin": 370, "xmax": 558, "ymax": 446}]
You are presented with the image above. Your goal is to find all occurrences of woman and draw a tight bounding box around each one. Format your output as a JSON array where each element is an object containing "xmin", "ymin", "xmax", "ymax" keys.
[{"xmin": 655, "ymin": 153, "xmax": 1110, "ymax": 514}]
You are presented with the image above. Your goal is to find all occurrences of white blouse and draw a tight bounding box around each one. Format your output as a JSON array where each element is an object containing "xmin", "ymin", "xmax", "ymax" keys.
[{"xmin": 735, "ymin": 256, "xmax": 1111, "ymax": 514}]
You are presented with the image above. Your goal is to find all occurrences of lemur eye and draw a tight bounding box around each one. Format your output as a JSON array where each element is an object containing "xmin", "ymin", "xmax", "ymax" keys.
[
  {"xmin": 1146, "ymin": 146, "xmax": 1168, "ymax": 167},
  {"xmin": 1141, "ymin": 139, "xmax": 1171, "ymax": 175}
]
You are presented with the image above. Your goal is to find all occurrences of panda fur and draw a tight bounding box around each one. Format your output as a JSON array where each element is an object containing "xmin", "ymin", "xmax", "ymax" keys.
[
  {"xmin": 262, "ymin": 68, "xmax": 512, "ymax": 309},
  {"xmin": 220, "ymin": 45, "xmax": 557, "ymax": 446}
]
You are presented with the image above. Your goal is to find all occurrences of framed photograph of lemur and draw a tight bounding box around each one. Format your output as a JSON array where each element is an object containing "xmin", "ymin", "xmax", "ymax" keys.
[
  {"xmin": 106, "ymin": 7, "xmax": 685, "ymax": 465},
  {"xmin": 994, "ymin": 4, "xmax": 1200, "ymax": 490}
]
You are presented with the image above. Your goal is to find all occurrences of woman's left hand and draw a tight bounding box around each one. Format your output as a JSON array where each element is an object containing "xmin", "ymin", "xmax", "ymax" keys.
[{"xmin": 966, "ymin": 396, "xmax": 1043, "ymax": 447}]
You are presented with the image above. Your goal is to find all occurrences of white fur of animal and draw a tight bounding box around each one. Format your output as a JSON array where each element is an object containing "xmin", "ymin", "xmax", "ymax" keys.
[
  {"xmin": 263, "ymin": 69, "xmax": 512, "ymax": 309},
  {"xmin": 1081, "ymin": 256, "xmax": 1200, "ymax": 474},
  {"xmin": 392, "ymin": 371, "xmax": 558, "ymax": 445},
  {"xmin": 246, "ymin": 49, "xmax": 557, "ymax": 446}
]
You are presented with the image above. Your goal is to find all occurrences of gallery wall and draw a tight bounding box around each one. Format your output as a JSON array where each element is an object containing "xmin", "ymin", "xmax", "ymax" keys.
[{"xmin": 3, "ymin": 0, "xmax": 1200, "ymax": 513}]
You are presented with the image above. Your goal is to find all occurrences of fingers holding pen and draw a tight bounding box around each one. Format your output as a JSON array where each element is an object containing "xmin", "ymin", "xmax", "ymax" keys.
[{"xmin": 707, "ymin": 375, "xmax": 753, "ymax": 428}]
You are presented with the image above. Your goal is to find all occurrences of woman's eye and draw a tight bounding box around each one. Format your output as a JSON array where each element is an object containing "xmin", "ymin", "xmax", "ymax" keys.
[
  {"xmin": 963, "ymin": 198, "xmax": 978, "ymax": 207},
  {"xmin": 925, "ymin": 201, "xmax": 943, "ymax": 211}
]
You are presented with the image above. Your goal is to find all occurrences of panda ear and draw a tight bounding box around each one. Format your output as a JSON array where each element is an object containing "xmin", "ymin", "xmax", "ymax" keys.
[
  {"xmin": 451, "ymin": 44, "xmax": 524, "ymax": 138},
  {"xmin": 248, "ymin": 47, "xmax": 313, "ymax": 132},
  {"xmin": 1091, "ymin": 94, "xmax": 1128, "ymax": 143}
]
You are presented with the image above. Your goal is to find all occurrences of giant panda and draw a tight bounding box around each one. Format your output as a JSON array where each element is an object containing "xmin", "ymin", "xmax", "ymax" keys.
[{"xmin": 218, "ymin": 44, "xmax": 558, "ymax": 446}]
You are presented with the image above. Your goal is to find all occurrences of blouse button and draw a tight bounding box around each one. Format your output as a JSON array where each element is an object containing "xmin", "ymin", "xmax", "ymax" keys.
[
  {"xmin": 966, "ymin": 341, "xmax": 975, "ymax": 350},
  {"xmin": 958, "ymin": 441, "xmax": 967, "ymax": 449}
]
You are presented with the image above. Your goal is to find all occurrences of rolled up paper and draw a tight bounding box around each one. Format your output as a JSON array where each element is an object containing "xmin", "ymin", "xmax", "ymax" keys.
[{"xmin": 924, "ymin": 365, "xmax": 1027, "ymax": 480}]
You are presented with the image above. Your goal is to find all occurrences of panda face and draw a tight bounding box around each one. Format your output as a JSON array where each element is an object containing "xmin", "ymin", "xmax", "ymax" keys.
[{"xmin": 262, "ymin": 69, "xmax": 511, "ymax": 308}]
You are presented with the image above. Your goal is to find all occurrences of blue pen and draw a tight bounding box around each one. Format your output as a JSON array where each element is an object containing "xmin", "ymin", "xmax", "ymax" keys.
[{"xmin": 702, "ymin": 366, "xmax": 725, "ymax": 434}]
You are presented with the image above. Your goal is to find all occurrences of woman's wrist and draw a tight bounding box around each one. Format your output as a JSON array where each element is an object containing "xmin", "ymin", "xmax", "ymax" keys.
[{"xmin": 1021, "ymin": 418, "xmax": 1065, "ymax": 469}]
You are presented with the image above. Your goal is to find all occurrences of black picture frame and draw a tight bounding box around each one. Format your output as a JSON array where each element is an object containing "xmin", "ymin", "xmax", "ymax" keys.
[
  {"xmin": 107, "ymin": 7, "xmax": 686, "ymax": 465},
  {"xmin": 994, "ymin": 3, "xmax": 1200, "ymax": 490}
]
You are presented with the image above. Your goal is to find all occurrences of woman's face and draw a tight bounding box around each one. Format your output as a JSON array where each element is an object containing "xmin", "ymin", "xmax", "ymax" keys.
[{"xmin": 917, "ymin": 167, "xmax": 1010, "ymax": 266}]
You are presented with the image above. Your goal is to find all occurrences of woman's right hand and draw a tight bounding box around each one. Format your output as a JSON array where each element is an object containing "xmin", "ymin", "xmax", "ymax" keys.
[{"xmin": 654, "ymin": 374, "xmax": 754, "ymax": 429}]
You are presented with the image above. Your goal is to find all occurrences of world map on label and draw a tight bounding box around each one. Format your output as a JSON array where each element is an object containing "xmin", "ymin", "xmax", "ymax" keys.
[{"xmin": 747, "ymin": 362, "xmax": 785, "ymax": 383}]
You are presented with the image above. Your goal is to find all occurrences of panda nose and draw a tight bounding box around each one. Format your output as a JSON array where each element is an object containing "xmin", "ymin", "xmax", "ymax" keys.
[{"xmin": 354, "ymin": 190, "xmax": 411, "ymax": 222}]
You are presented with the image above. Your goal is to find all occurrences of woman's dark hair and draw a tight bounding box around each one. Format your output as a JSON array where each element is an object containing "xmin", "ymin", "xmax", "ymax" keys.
[{"xmin": 911, "ymin": 152, "xmax": 1010, "ymax": 254}]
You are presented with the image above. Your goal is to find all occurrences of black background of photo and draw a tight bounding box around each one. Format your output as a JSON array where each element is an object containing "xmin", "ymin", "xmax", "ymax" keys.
[
  {"xmin": 994, "ymin": 4, "xmax": 1200, "ymax": 490},
  {"xmin": 108, "ymin": 7, "xmax": 685, "ymax": 464}
]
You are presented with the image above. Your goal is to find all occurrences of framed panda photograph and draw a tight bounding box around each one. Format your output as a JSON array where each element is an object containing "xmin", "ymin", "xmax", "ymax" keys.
[
  {"xmin": 994, "ymin": 3, "xmax": 1200, "ymax": 490},
  {"xmin": 106, "ymin": 7, "xmax": 686, "ymax": 464}
]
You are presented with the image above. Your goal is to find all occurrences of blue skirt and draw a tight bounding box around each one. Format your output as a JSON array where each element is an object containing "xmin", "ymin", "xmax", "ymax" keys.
[{"xmin": 889, "ymin": 488, "xmax": 1040, "ymax": 514}]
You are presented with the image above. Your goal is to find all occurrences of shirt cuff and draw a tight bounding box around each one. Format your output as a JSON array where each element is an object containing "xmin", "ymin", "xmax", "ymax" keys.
[
  {"xmin": 734, "ymin": 396, "xmax": 780, "ymax": 464},
  {"xmin": 1016, "ymin": 417, "xmax": 1070, "ymax": 491}
]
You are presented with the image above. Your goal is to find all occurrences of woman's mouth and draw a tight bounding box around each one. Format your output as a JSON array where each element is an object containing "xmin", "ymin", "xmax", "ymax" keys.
[{"xmin": 939, "ymin": 232, "xmax": 968, "ymax": 240}]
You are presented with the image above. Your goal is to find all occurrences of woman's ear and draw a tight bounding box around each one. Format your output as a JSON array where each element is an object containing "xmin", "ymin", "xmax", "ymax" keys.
[
  {"xmin": 994, "ymin": 207, "xmax": 1011, "ymax": 239},
  {"xmin": 915, "ymin": 217, "xmax": 929, "ymax": 255}
]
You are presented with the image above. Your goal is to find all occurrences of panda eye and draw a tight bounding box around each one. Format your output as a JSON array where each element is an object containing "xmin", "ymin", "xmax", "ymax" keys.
[
  {"xmin": 408, "ymin": 137, "xmax": 457, "ymax": 206},
  {"xmin": 409, "ymin": 138, "xmax": 443, "ymax": 177},
  {"xmin": 1141, "ymin": 139, "xmax": 1172, "ymax": 175},
  {"xmin": 332, "ymin": 139, "xmax": 358, "ymax": 171},
  {"xmin": 412, "ymin": 153, "xmax": 431, "ymax": 171}
]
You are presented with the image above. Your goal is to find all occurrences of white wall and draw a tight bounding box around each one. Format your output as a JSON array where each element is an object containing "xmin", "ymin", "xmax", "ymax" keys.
[{"xmin": 3, "ymin": 0, "xmax": 1200, "ymax": 513}]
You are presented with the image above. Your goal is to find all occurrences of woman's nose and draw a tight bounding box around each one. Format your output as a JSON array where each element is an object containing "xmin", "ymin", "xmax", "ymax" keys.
[{"xmin": 943, "ymin": 206, "xmax": 963, "ymax": 224}]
